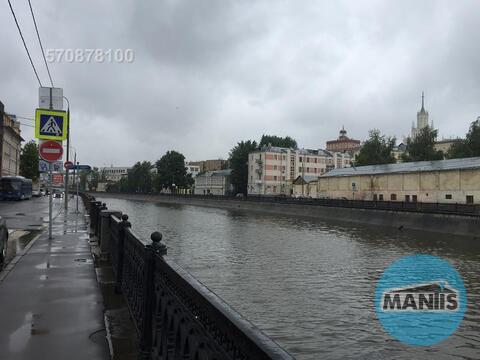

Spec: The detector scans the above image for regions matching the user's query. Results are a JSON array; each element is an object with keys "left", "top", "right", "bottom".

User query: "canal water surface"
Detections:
[{"left": 99, "top": 197, "right": 480, "bottom": 360}]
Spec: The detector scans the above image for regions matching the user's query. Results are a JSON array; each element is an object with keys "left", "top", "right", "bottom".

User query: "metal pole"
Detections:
[
  {"left": 75, "top": 156, "right": 79, "bottom": 213},
  {"left": 64, "top": 102, "right": 70, "bottom": 212},
  {"left": 49, "top": 162, "right": 53, "bottom": 239}
]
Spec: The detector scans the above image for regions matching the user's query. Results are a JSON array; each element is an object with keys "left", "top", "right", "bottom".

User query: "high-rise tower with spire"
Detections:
[{"left": 411, "top": 91, "right": 429, "bottom": 138}]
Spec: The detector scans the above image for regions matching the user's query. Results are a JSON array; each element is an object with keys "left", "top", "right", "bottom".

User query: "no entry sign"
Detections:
[{"left": 39, "top": 140, "right": 63, "bottom": 162}]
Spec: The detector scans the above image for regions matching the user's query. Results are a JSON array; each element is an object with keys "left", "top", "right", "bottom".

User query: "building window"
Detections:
[
  {"left": 405, "top": 195, "right": 410, "bottom": 202},
  {"left": 466, "top": 195, "right": 474, "bottom": 204},
  {"left": 379, "top": 194, "right": 384, "bottom": 201},
  {"left": 298, "top": 167, "right": 302, "bottom": 173},
  {"left": 274, "top": 165, "right": 277, "bottom": 170},
  {"left": 390, "top": 194, "right": 397, "bottom": 201},
  {"left": 299, "top": 156, "right": 303, "bottom": 162},
  {"left": 445, "top": 194, "right": 452, "bottom": 200},
  {"left": 412, "top": 195, "right": 417, "bottom": 202},
  {"left": 274, "top": 176, "right": 277, "bottom": 181}
]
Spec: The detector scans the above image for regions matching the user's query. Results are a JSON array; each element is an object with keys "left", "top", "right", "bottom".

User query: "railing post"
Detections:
[
  {"left": 96, "top": 203, "right": 107, "bottom": 237},
  {"left": 100, "top": 210, "right": 121, "bottom": 258},
  {"left": 116, "top": 214, "right": 131, "bottom": 293},
  {"left": 138, "top": 232, "right": 167, "bottom": 360}
]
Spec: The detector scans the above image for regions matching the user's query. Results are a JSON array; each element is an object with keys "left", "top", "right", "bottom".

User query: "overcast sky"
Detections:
[{"left": 2, "top": 0, "right": 479, "bottom": 167}]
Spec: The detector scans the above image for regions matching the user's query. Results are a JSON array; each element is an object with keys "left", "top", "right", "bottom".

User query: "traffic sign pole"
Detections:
[
  {"left": 49, "top": 162, "right": 53, "bottom": 239},
  {"left": 64, "top": 98, "right": 70, "bottom": 213}
]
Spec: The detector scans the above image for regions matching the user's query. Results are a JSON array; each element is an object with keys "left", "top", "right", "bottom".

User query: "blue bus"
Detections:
[{"left": 0, "top": 176, "right": 33, "bottom": 200}]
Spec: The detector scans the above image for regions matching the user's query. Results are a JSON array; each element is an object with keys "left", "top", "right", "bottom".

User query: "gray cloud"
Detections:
[{"left": 1, "top": 0, "right": 479, "bottom": 167}]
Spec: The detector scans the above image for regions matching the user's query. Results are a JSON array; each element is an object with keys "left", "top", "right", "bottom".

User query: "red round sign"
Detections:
[
  {"left": 64, "top": 160, "right": 74, "bottom": 169},
  {"left": 39, "top": 140, "right": 63, "bottom": 162}
]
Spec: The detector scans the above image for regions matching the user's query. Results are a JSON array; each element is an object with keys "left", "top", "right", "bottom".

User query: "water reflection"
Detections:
[{"left": 99, "top": 197, "right": 480, "bottom": 360}]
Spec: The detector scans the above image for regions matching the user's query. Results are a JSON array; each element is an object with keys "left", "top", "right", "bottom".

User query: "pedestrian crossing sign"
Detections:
[{"left": 35, "top": 108, "right": 68, "bottom": 140}]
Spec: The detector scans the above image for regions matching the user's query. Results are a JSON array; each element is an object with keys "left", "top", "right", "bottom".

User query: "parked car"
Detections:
[{"left": 0, "top": 217, "right": 8, "bottom": 269}]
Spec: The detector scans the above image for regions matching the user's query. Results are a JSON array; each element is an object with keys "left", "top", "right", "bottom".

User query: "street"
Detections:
[{"left": 0, "top": 196, "right": 64, "bottom": 266}]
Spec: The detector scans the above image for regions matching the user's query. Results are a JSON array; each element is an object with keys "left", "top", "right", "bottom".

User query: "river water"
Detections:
[{"left": 99, "top": 197, "right": 480, "bottom": 360}]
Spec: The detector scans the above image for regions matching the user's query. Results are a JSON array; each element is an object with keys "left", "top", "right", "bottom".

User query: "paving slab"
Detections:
[{"left": 0, "top": 197, "right": 109, "bottom": 360}]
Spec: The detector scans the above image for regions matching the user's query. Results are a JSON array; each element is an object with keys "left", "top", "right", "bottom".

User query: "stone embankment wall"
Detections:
[{"left": 93, "top": 193, "right": 480, "bottom": 236}]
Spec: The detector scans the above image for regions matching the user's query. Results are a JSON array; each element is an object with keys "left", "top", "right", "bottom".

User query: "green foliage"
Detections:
[
  {"left": 89, "top": 167, "right": 100, "bottom": 191},
  {"left": 355, "top": 130, "right": 396, "bottom": 166},
  {"left": 106, "top": 162, "right": 153, "bottom": 193},
  {"left": 127, "top": 161, "right": 154, "bottom": 192},
  {"left": 155, "top": 151, "right": 188, "bottom": 190},
  {"left": 259, "top": 134, "right": 297, "bottom": 149},
  {"left": 19, "top": 141, "right": 39, "bottom": 181},
  {"left": 402, "top": 126, "right": 444, "bottom": 162},
  {"left": 229, "top": 140, "right": 258, "bottom": 194},
  {"left": 448, "top": 118, "right": 480, "bottom": 158}
]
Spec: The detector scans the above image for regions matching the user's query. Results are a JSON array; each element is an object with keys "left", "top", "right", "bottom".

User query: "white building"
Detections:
[
  {"left": 247, "top": 146, "right": 351, "bottom": 196},
  {"left": 100, "top": 166, "right": 131, "bottom": 182},
  {"left": 186, "top": 163, "right": 201, "bottom": 178},
  {"left": 194, "top": 169, "right": 232, "bottom": 195}
]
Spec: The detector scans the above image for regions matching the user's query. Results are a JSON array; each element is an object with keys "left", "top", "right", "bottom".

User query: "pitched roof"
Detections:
[{"left": 321, "top": 157, "right": 480, "bottom": 177}]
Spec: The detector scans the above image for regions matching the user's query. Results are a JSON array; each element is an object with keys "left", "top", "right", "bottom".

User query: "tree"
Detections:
[
  {"left": 402, "top": 126, "right": 444, "bottom": 162},
  {"left": 355, "top": 130, "right": 396, "bottom": 166},
  {"left": 155, "top": 151, "right": 188, "bottom": 190},
  {"left": 19, "top": 141, "right": 39, "bottom": 181},
  {"left": 448, "top": 117, "right": 480, "bottom": 158},
  {"left": 229, "top": 140, "right": 258, "bottom": 195},
  {"left": 127, "top": 161, "right": 154, "bottom": 192},
  {"left": 88, "top": 167, "right": 101, "bottom": 191},
  {"left": 258, "top": 134, "right": 297, "bottom": 149}
]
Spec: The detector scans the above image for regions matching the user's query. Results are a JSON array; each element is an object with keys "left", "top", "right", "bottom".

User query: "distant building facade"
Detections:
[
  {"left": 194, "top": 169, "right": 232, "bottom": 195},
  {"left": 189, "top": 159, "right": 226, "bottom": 173},
  {"left": 434, "top": 139, "right": 460, "bottom": 155},
  {"left": 326, "top": 127, "right": 361, "bottom": 156},
  {"left": 247, "top": 146, "right": 351, "bottom": 196},
  {"left": 0, "top": 102, "right": 23, "bottom": 177},
  {"left": 185, "top": 163, "right": 201, "bottom": 178},
  {"left": 100, "top": 166, "right": 131, "bottom": 182},
  {"left": 311, "top": 157, "right": 480, "bottom": 204}
]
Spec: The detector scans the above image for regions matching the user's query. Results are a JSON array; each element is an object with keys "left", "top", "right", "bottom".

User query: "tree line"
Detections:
[
  {"left": 106, "top": 151, "right": 194, "bottom": 193},
  {"left": 355, "top": 117, "right": 480, "bottom": 166},
  {"left": 16, "top": 119, "right": 480, "bottom": 195}
]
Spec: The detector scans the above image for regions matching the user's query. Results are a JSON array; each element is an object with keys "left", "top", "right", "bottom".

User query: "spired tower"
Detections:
[{"left": 411, "top": 92, "right": 429, "bottom": 138}]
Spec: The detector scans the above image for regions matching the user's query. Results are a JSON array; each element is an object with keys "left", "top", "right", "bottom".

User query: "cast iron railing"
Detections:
[{"left": 81, "top": 193, "right": 294, "bottom": 360}]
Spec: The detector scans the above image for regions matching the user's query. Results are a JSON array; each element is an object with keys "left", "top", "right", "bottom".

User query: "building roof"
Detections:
[
  {"left": 293, "top": 175, "right": 318, "bottom": 184},
  {"left": 321, "top": 157, "right": 480, "bottom": 178},
  {"left": 201, "top": 169, "right": 232, "bottom": 177}
]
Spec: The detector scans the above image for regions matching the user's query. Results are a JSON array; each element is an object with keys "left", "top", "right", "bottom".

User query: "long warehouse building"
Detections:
[{"left": 311, "top": 157, "right": 480, "bottom": 204}]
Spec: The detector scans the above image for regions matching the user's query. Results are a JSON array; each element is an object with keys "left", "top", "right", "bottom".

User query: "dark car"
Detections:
[{"left": 0, "top": 216, "right": 8, "bottom": 269}]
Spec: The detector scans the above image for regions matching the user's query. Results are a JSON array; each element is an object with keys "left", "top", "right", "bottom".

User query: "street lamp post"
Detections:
[{"left": 63, "top": 96, "right": 70, "bottom": 212}]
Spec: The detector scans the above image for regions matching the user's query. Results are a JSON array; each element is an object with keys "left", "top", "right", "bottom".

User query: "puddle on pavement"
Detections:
[
  {"left": 8, "top": 312, "right": 48, "bottom": 352},
  {"left": 74, "top": 258, "right": 93, "bottom": 264},
  {"left": 35, "top": 262, "right": 58, "bottom": 269}
]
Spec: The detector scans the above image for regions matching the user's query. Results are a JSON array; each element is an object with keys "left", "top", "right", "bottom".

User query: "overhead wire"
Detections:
[
  {"left": 28, "top": 0, "right": 54, "bottom": 87},
  {"left": 7, "top": 0, "right": 43, "bottom": 86}
]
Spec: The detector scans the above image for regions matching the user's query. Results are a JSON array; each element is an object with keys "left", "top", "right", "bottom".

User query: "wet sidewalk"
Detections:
[{"left": 0, "top": 197, "right": 109, "bottom": 360}]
